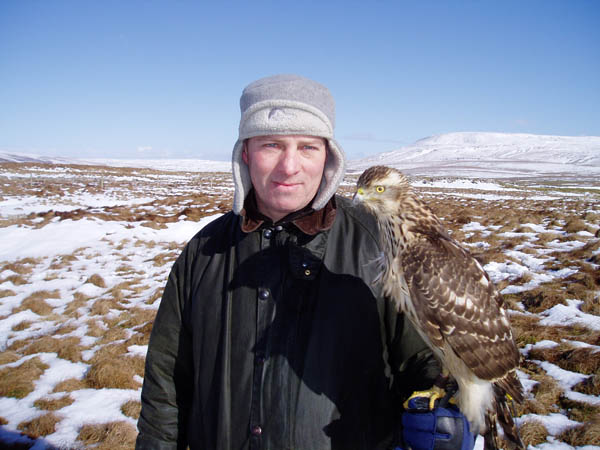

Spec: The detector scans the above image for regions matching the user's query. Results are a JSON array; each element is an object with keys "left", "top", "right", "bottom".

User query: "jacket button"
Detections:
[
  {"left": 251, "top": 425, "right": 262, "bottom": 436},
  {"left": 263, "top": 229, "right": 272, "bottom": 239},
  {"left": 258, "top": 288, "right": 269, "bottom": 300},
  {"left": 304, "top": 269, "right": 311, "bottom": 276},
  {"left": 274, "top": 225, "right": 283, "bottom": 231}
]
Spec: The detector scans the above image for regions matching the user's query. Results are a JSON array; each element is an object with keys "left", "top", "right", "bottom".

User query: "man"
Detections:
[{"left": 136, "top": 75, "right": 470, "bottom": 449}]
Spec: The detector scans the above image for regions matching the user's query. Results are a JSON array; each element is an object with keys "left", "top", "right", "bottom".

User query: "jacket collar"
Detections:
[{"left": 240, "top": 189, "right": 337, "bottom": 235}]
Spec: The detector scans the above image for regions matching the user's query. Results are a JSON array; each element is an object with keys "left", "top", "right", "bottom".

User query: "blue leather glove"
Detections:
[{"left": 396, "top": 395, "right": 475, "bottom": 450}]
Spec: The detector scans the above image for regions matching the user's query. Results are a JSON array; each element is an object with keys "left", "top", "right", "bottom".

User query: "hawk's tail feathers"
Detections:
[
  {"left": 483, "top": 412, "right": 499, "bottom": 450},
  {"left": 484, "top": 375, "right": 525, "bottom": 450}
]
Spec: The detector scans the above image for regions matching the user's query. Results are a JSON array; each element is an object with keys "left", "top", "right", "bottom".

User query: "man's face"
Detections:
[{"left": 242, "top": 135, "right": 327, "bottom": 222}]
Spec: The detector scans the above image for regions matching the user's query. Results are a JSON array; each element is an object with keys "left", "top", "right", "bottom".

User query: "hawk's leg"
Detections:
[
  {"left": 404, "top": 371, "right": 459, "bottom": 410},
  {"left": 436, "top": 376, "right": 459, "bottom": 408}
]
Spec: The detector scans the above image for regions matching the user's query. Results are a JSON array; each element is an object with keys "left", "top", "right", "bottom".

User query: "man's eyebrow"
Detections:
[
  {"left": 252, "top": 136, "right": 280, "bottom": 143},
  {"left": 298, "top": 138, "right": 326, "bottom": 145}
]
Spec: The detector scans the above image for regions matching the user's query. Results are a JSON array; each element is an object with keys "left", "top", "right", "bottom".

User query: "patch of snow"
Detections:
[{"left": 539, "top": 299, "right": 600, "bottom": 331}]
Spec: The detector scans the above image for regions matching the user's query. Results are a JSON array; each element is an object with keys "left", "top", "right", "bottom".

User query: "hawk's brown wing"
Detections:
[{"left": 401, "top": 232, "right": 520, "bottom": 381}]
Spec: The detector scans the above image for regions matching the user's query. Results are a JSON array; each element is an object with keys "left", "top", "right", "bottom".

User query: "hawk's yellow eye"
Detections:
[{"left": 376, "top": 186, "right": 385, "bottom": 193}]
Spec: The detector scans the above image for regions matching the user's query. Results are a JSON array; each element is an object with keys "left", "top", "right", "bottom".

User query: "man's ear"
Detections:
[{"left": 242, "top": 141, "right": 249, "bottom": 165}]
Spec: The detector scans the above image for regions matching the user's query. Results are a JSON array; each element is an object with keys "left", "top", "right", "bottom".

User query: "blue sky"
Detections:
[{"left": 1, "top": 1, "right": 598, "bottom": 161}]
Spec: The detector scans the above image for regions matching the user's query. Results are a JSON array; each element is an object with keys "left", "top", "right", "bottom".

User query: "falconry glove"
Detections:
[{"left": 396, "top": 394, "right": 475, "bottom": 450}]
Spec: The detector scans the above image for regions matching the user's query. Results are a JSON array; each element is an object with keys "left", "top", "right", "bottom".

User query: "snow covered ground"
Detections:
[{"left": 0, "top": 160, "right": 598, "bottom": 449}]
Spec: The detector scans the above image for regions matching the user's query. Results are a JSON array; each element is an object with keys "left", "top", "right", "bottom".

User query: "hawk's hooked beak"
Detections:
[{"left": 352, "top": 187, "right": 364, "bottom": 205}]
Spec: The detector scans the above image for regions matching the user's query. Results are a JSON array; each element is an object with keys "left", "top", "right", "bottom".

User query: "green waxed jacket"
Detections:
[{"left": 136, "top": 196, "right": 439, "bottom": 450}]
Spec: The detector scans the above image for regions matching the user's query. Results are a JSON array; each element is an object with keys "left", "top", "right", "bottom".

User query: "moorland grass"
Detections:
[
  {"left": 77, "top": 421, "right": 138, "bottom": 449},
  {"left": 34, "top": 395, "right": 75, "bottom": 411},
  {"left": 0, "top": 357, "right": 49, "bottom": 399},
  {"left": 17, "top": 412, "right": 61, "bottom": 438},
  {"left": 1, "top": 165, "right": 599, "bottom": 447}
]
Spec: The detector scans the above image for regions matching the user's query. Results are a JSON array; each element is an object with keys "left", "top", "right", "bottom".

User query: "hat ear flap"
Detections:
[
  {"left": 232, "top": 139, "right": 253, "bottom": 214},
  {"left": 311, "top": 138, "right": 345, "bottom": 211}
]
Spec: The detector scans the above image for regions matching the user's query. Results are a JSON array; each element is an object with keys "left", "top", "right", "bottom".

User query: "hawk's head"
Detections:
[{"left": 353, "top": 165, "right": 411, "bottom": 215}]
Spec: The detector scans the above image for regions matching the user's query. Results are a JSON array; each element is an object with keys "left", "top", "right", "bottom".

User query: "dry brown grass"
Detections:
[
  {"left": 536, "top": 232, "right": 563, "bottom": 243},
  {"left": 21, "top": 336, "right": 83, "bottom": 363},
  {"left": 2, "top": 167, "right": 598, "bottom": 448},
  {"left": 48, "top": 254, "right": 78, "bottom": 270},
  {"left": 17, "top": 412, "right": 61, "bottom": 438},
  {"left": 63, "top": 293, "right": 90, "bottom": 317},
  {"left": 110, "top": 279, "right": 149, "bottom": 300},
  {"left": 54, "top": 323, "right": 78, "bottom": 335},
  {"left": 1, "top": 259, "right": 39, "bottom": 275},
  {"left": 85, "top": 353, "right": 144, "bottom": 389},
  {"left": 519, "top": 361, "right": 563, "bottom": 415},
  {"left": 152, "top": 251, "right": 178, "bottom": 267},
  {"left": 572, "top": 374, "right": 600, "bottom": 396},
  {"left": 0, "top": 288, "right": 16, "bottom": 298},
  {"left": 558, "top": 420, "right": 600, "bottom": 446},
  {"left": 34, "top": 395, "right": 74, "bottom": 411},
  {"left": 7, "top": 338, "right": 30, "bottom": 352},
  {"left": 564, "top": 218, "right": 589, "bottom": 233},
  {"left": 3, "top": 274, "right": 29, "bottom": 285},
  {"left": 560, "top": 397, "right": 600, "bottom": 423},
  {"left": 117, "top": 307, "right": 156, "bottom": 329},
  {"left": 91, "top": 298, "right": 125, "bottom": 316},
  {"left": 15, "top": 290, "right": 61, "bottom": 316},
  {"left": 0, "top": 357, "right": 49, "bottom": 398},
  {"left": 77, "top": 421, "right": 138, "bottom": 449},
  {"left": 519, "top": 420, "right": 548, "bottom": 446},
  {"left": 0, "top": 350, "right": 21, "bottom": 365},
  {"left": 14, "top": 298, "right": 53, "bottom": 316},
  {"left": 88, "top": 342, "right": 129, "bottom": 362},
  {"left": 126, "top": 330, "right": 151, "bottom": 347},
  {"left": 86, "top": 273, "right": 107, "bottom": 288},
  {"left": 11, "top": 320, "right": 32, "bottom": 331},
  {"left": 97, "top": 326, "right": 129, "bottom": 344},
  {"left": 86, "top": 318, "right": 107, "bottom": 337},
  {"left": 145, "top": 287, "right": 163, "bottom": 305},
  {"left": 520, "top": 288, "right": 567, "bottom": 313},
  {"left": 529, "top": 343, "right": 600, "bottom": 375},
  {"left": 52, "top": 378, "right": 87, "bottom": 393},
  {"left": 121, "top": 400, "right": 142, "bottom": 419},
  {"left": 510, "top": 313, "right": 599, "bottom": 347},
  {"left": 108, "top": 285, "right": 124, "bottom": 302},
  {"left": 512, "top": 271, "right": 534, "bottom": 285}
]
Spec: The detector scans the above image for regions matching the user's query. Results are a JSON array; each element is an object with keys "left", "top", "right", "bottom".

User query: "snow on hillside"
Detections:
[
  {"left": 0, "top": 152, "right": 232, "bottom": 173},
  {"left": 348, "top": 132, "right": 600, "bottom": 178},
  {"left": 0, "top": 152, "right": 81, "bottom": 166},
  {"left": 83, "top": 158, "right": 231, "bottom": 172},
  {"left": 3, "top": 132, "right": 599, "bottom": 178}
]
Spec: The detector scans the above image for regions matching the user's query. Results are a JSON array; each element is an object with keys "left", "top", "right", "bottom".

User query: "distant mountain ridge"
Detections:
[
  {"left": 0, "top": 152, "right": 79, "bottom": 165},
  {"left": 2, "top": 132, "right": 599, "bottom": 178},
  {"left": 348, "top": 132, "right": 600, "bottom": 178}
]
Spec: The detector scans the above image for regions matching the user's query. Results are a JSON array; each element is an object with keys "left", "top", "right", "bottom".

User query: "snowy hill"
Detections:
[
  {"left": 0, "top": 152, "right": 80, "bottom": 165},
  {"left": 348, "top": 132, "right": 600, "bottom": 178},
  {"left": 0, "top": 152, "right": 232, "bottom": 172},
  {"left": 2, "top": 132, "right": 599, "bottom": 178}
]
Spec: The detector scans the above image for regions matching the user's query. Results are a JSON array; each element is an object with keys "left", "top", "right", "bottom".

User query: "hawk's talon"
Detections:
[{"left": 403, "top": 387, "right": 446, "bottom": 410}]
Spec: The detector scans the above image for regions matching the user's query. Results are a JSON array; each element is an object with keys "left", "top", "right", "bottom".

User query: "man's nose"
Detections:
[{"left": 278, "top": 148, "right": 300, "bottom": 174}]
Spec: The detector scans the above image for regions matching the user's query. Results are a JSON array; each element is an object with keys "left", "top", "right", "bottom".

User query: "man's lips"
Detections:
[{"left": 273, "top": 181, "right": 301, "bottom": 188}]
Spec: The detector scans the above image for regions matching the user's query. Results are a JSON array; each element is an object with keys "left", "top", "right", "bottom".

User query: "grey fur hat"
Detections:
[{"left": 231, "top": 74, "right": 346, "bottom": 215}]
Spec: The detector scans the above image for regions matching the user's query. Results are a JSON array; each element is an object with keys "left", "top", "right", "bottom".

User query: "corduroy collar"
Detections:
[{"left": 240, "top": 189, "right": 336, "bottom": 235}]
